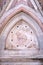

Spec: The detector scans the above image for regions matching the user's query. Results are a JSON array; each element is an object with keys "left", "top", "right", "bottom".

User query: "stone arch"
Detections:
[
  {"left": 0, "top": 11, "right": 41, "bottom": 50},
  {"left": 0, "top": 5, "right": 43, "bottom": 54},
  {"left": 0, "top": 5, "right": 43, "bottom": 33}
]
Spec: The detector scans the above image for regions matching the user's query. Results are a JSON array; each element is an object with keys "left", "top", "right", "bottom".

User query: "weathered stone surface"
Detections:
[
  {"left": 0, "top": 0, "right": 43, "bottom": 65},
  {"left": 6, "top": 21, "right": 38, "bottom": 50},
  {"left": 0, "top": 62, "right": 42, "bottom": 65}
]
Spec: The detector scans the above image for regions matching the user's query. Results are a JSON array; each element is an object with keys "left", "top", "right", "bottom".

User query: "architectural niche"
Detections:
[
  {"left": 0, "top": 0, "right": 43, "bottom": 65},
  {"left": 5, "top": 20, "right": 38, "bottom": 50}
]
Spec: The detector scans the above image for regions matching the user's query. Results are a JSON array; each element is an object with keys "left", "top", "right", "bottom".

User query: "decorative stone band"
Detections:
[{"left": 0, "top": 5, "right": 43, "bottom": 34}]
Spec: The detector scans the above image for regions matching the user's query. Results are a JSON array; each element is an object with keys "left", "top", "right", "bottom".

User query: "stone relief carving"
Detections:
[{"left": 5, "top": 21, "right": 38, "bottom": 50}]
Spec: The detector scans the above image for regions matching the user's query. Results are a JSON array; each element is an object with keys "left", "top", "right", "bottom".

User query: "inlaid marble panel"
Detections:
[{"left": 5, "top": 21, "right": 38, "bottom": 50}]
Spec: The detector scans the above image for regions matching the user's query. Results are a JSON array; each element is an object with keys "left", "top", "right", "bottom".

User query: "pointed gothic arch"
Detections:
[
  {"left": 0, "top": 0, "right": 43, "bottom": 64},
  {"left": 0, "top": 11, "right": 41, "bottom": 51},
  {"left": 5, "top": 20, "right": 39, "bottom": 50}
]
